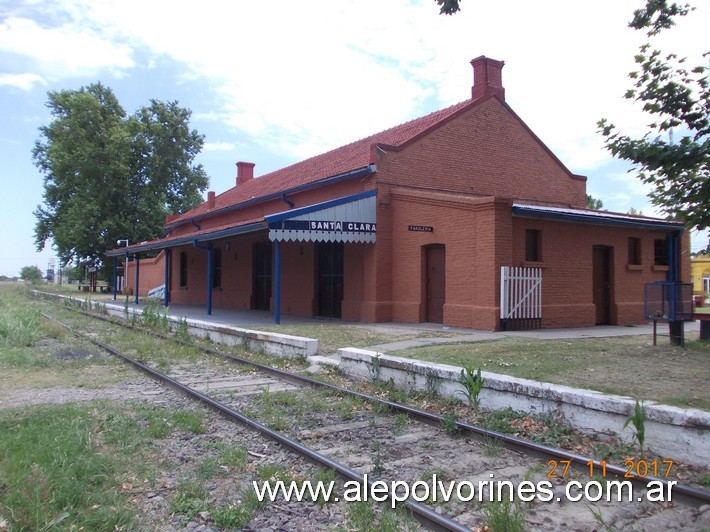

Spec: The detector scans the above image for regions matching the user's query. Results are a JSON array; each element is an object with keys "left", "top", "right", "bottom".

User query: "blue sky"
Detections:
[{"left": 0, "top": 0, "right": 707, "bottom": 277}]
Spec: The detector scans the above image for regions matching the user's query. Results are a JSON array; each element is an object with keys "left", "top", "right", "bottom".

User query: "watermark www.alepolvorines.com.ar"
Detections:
[{"left": 252, "top": 473, "right": 677, "bottom": 508}]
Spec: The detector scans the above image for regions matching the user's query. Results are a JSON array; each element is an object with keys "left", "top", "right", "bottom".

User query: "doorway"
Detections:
[
  {"left": 592, "top": 245, "right": 613, "bottom": 325},
  {"left": 425, "top": 245, "right": 445, "bottom": 324},
  {"left": 317, "top": 242, "right": 344, "bottom": 318},
  {"left": 252, "top": 242, "right": 272, "bottom": 311}
]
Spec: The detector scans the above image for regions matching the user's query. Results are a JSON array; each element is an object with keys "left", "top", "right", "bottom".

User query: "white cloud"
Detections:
[
  {"left": 204, "top": 142, "right": 236, "bottom": 152},
  {"left": 0, "top": 72, "right": 45, "bottom": 90},
  {"left": 0, "top": 16, "right": 134, "bottom": 78},
  {"left": 3, "top": 0, "right": 707, "bottom": 166}
]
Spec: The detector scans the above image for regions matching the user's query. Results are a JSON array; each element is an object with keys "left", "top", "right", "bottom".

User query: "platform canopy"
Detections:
[
  {"left": 266, "top": 190, "right": 377, "bottom": 244},
  {"left": 512, "top": 204, "right": 685, "bottom": 231}
]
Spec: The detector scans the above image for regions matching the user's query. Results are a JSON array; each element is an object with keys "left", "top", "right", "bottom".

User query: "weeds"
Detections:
[
  {"left": 531, "top": 415, "right": 575, "bottom": 448},
  {"left": 593, "top": 439, "right": 635, "bottom": 462},
  {"left": 0, "top": 308, "right": 41, "bottom": 347},
  {"left": 480, "top": 499, "right": 526, "bottom": 532},
  {"left": 424, "top": 367, "right": 440, "bottom": 397},
  {"left": 348, "top": 501, "right": 375, "bottom": 530},
  {"left": 210, "top": 503, "right": 251, "bottom": 528},
  {"left": 440, "top": 410, "right": 461, "bottom": 435},
  {"left": 0, "top": 403, "right": 140, "bottom": 530},
  {"left": 482, "top": 407, "right": 521, "bottom": 434},
  {"left": 172, "top": 410, "right": 206, "bottom": 434},
  {"left": 372, "top": 441, "right": 385, "bottom": 475},
  {"left": 588, "top": 504, "right": 620, "bottom": 532},
  {"left": 624, "top": 399, "right": 646, "bottom": 455},
  {"left": 393, "top": 413, "right": 411, "bottom": 433},
  {"left": 141, "top": 299, "right": 170, "bottom": 333},
  {"left": 482, "top": 434, "right": 504, "bottom": 457},
  {"left": 368, "top": 354, "right": 382, "bottom": 383},
  {"left": 372, "top": 378, "right": 408, "bottom": 404},
  {"left": 221, "top": 444, "right": 249, "bottom": 471},
  {"left": 171, "top": 481, "right": 210, "bottom": 525},
  {"left": 457, "top": 363, "right": 484, "bottom": 412},
  {"left": 175, "top": 317, "right": 192, "bottom": 343},
  {"left": 313, "top": 468, "right": 338, "bottom": 505}
]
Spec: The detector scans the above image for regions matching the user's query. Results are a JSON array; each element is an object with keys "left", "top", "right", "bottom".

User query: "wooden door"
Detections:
[
  {"left": 252, "top": 242, "right": 272, "bottom": 311},
  {"left": 317, "top": 242, "right": 344, "bottom": 318},
  {"left": 593, "top": 246, "right": 612, "bottom": 325},
  {"left": 426, "top": 245, "right": 445, "bottom": 324}
]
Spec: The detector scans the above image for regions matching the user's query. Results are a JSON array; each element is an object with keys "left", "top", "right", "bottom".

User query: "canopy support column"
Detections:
[
  {"left": 274, "top": 240, "right": 281, "bottom": 325},
  {"left": 134, "top": 256, "right": 140, "bottom": 305},
  {"left": 112, "top": 257, "right": 118, "bottom": 300}
]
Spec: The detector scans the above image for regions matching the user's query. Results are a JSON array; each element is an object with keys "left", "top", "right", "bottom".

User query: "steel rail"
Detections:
[
  {"left": 44, "top": 302, "right": 710, "bottom": 508},
  {"left": 42, "top": 312, "right": 470, "bottom": 532}
]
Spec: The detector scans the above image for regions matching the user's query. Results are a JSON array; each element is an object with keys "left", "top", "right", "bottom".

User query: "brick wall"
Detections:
[
  {"left": 511, "top": 218, "right": 684, "bottom": 328},
  {"left": 124, "top": 252, "right": 165, "bottom": 297},
  {"left": 125, "top": 93, "right": 688, "bottom": 331},
  {"left": 376, "top": 98, "right": 586, "bottom": 209}
]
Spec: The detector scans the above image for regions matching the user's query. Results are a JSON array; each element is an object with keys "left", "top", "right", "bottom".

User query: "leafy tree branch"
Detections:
[{"left": 598, "top": 1, "right": 708, "bottom": 229}]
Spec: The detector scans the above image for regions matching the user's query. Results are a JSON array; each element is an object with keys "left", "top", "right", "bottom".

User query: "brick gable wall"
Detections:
[{"left": 375, "top": 98, "right": 586, "bottom": 208}]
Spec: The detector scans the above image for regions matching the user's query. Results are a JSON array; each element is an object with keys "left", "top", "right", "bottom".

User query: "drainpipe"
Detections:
[
  {"left": 163, "top": 250, "right": 171, "bottom": 308},
  {"left": 280, "top": 193, "right": 295, "bottom": 209},
  {"left": 193, "top": 241, "right": 213, "bottom": 315}
]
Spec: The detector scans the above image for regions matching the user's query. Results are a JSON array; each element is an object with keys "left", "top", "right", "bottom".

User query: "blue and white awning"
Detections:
[{"left": 266, "top": 190, "right": 377, "bottom": 243}]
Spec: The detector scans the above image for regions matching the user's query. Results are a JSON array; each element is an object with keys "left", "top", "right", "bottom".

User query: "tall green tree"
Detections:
[
  {"left": 125, "top": 100, "right": 209, "bottom": 244},
  {"left": 598, "top": 1, "right": 709, "bottom": 229},
  {"left": 33, "top": 83, "right": 129, "bottom": 272},
  {"left": 33, "top": 83, "right": 208, "bottom": 279},
  {"left": 19, "top": 266, "right": 43, "bottom": 284},
  {"left": 586, "top": 194, "right": 604, "bottom": 210}
]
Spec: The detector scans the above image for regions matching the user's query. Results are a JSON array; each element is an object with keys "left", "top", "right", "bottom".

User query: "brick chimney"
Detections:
[
  {"left": 207, "top": 191, "right": 215, "bottom": 209},
  {"left": 236, "top": 161, "right": 255, "bottom": 186},
  {"left": 471, "top": 56, "right": 505, "bottom": 101}
]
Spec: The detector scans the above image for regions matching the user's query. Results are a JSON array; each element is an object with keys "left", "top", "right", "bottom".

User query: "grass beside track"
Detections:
[
  {"left": 389, "top": 333, "right": 710, "bottom": 410},
  {"left": 0, "top": 400, "right": 209, "bottom": 531},
  {"left": 23, "top": 284, "right": 710, "bottom": 410},
  {"left": 0, "top": 285, "right": 426, "bottom": 530}
]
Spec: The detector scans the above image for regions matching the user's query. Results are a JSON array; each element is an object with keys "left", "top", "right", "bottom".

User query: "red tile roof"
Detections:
[
  {"left": 106, "top": 217, "right": 266, "bottom": 256},
  {"left": 169, "top": 98, "right": 477, "bottom": 226}
]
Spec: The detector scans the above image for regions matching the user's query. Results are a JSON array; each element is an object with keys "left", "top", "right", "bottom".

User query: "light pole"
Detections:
[{"left": 117, "top": 239, "right": 129, "bottom": 295}]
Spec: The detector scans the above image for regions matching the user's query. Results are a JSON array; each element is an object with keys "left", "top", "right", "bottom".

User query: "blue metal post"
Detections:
[
  {"left": 666, "top": 233, "right": 684, "bottom": 345},
  {"left": 164, "top": 250, "right": 170, "bottom": 308},
  {"left": 134, "top": 256, "right": 140, "bottom": 305},
  {"left": 667, "top": 234, "right": 679, "bottom": 282},
  {"left": 274, "top": 240, "right": 281, "bottom": 325},
  {"left": 206, "top": 244, "right": 213, "bottom": 316},
  {"left": 112, "top": 257, "right": 118, "bottom": 300}
]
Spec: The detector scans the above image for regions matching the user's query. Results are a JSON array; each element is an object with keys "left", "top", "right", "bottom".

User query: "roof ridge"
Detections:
[
  {"left": 256, "top": 98, "right": 472, "bottom": 180},
  {"left": 170, "top": 98, "right": 477, "bottom": 227}
]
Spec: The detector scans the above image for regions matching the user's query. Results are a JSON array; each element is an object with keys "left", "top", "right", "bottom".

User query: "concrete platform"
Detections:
[{"left": 104, "top": 298, "right": 699, "bottom": 346}]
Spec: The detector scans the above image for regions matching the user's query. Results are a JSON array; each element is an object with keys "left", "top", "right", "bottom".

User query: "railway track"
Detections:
[{"left": 40, "top": 303, "right": 710, "bottom": 531}]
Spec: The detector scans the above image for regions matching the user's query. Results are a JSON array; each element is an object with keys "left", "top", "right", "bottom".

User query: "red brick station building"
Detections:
[{"left": 107, "top": 56, "right": 689, "bottom": 330}]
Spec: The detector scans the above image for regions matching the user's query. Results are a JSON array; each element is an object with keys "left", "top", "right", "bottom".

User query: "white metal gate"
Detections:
[{"left": 500, "top": 266, "right": 542, "bottom": 330}]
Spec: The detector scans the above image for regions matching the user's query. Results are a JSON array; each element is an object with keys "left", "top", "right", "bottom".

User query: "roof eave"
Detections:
[
  {"left": 165, "top": 164, "right": 377, "bottom": 233},
  {"left": 105, "top": 221, "right": 268, "bottom": 257},
  {"left": 512, "top": 205, "right": 685, "bottom": 231}
]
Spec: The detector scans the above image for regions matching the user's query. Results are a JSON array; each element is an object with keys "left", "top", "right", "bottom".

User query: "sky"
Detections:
[{"left": 0, "top": 0, "right": 708, "bottom": 277}]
